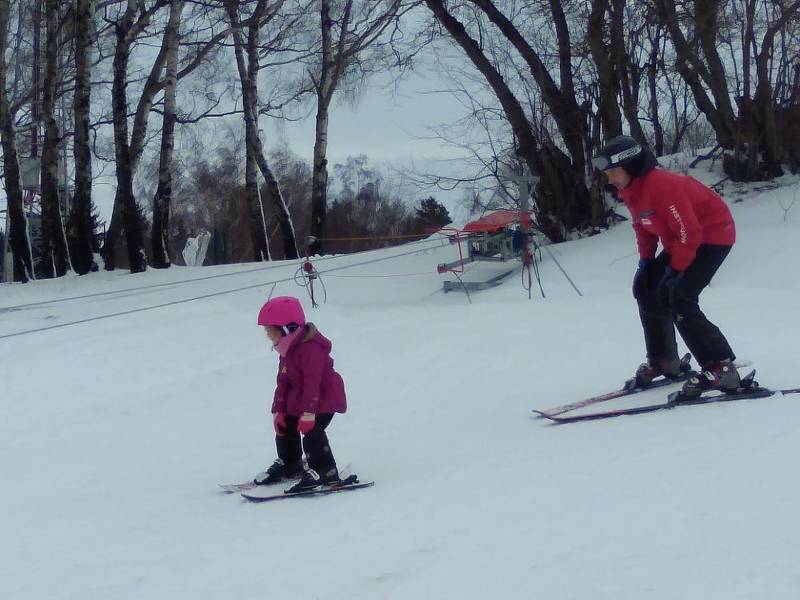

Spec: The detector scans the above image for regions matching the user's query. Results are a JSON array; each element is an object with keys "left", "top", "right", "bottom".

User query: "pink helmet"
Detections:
[{"left": 257, "top": 296, "right": 306, "bottom": 327}]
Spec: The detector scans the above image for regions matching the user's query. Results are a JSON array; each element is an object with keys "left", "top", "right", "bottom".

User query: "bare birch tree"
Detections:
[
  {"left": 224, "top": 0, "right": 299, "bottom": 260},
  {"left": 102, "top": 0, "right": 230, "bottom": 271},
  {"left": 150, "top": 0, "right": 183, "bottom": 268},
  {"left": 307, "top": 0, "right": 406, "bottom": 255},
  {"left": 39, "top": 0, "right": 70, "bottom": 278},
  {"left": 0, "top": 0, "right": 34, "bottom": 282},
  {"left": 69, "top": 0, "right": 98, "bottom": 275},
  {"left": 104, "top": 0, "right": 170, "bottom": 273}
]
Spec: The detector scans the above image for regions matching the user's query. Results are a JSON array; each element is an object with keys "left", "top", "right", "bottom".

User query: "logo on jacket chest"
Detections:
[{"left": 638, "top": 209, "right": 655, "bottom": 226}]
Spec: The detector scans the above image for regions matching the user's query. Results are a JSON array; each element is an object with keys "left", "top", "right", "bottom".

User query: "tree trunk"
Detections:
[
  {"left": 0, "top": 0, "right": 33, "bottom": 282},
  {"left": 130, "top": 44, "right": 168, "bottom": 173},
  {"left": 151, "top": 0, "right": 183, "bottom": 269},
  {"left": 610, "top": 0, "right": 645, "bottom": 143},
  {"left": 309, "top": 96, "right": 331, "bottom": 256},
  {"left": 39, "top": 0, "right": 69, "bottom": 278},
  {"left": 655, "top": 0, "right": 737, "bottom": 148},
  {"left": 255, "top": 152, "right": 297, "bottom": 259},
  {"left": 244, "top": 9, "right": 296, "bottom": 260},
  {"left": 308, "top": 0, "right": 336, "bottom": 256},
  {"left": 587, "top": 0, "right": 622, "bottom": 139},
  {"left": 245, "top": 142, "right": 265, "bottom": 262},
  {"left": 751, "top": 1, "right": 800, "bottom": 177},
  {"left": 69, "top": 0, "right": 96, "bottom": 275},
  {"left": 103, "top": 1, "right": 169, "bottom": 271},
  {"left": 226, "top": 0, "right": 298, "bottom": 260},
  {"left": 693, "top": 0, "right": 738, "bottom": 136},
  {"left": 32, "top": 0, "right": 41, "bottom": 160},
  {"left": 545, "top": 0, "right": 589, "bottom": 177},
  {"left": 226, "top": 0, "right": 269, "bottom": 262},
  {"left": 109, "top": 5, "right": 147, "bottom": 273},
  {"left": 307, "top": 0, "right": 400, "bottom": 255},
  {"left": 647, "top": 26, "right": 665, "bottom": 155}
]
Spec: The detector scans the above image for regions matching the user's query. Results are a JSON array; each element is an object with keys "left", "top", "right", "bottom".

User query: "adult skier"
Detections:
[{"left": 593, "top": 135, "right": 741, "bottom": 398}]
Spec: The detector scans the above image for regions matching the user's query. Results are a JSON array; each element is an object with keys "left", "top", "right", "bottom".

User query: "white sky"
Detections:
[{"left": 1, "top": 61, "right": 477, "bottom": 231}]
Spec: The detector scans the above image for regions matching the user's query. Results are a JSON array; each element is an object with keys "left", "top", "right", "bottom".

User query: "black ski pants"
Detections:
[
  {"left": 275, "top": 413, "right": 337, "bottom": 474},
  {"left": 633, "top": 244, "right": 736, "bottom": 369}
]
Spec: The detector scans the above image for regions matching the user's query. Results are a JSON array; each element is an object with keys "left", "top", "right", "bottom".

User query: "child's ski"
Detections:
[
  {"left": 533, "top": 354, "right": 694, "bottom": 418},
  {"left": 241, "top": 475, "right": 374, "bottom": 503},
  {"left": 219, "top": 475, "right": 302, "bottom": 494},
  {"left": 221, "top": 463, "right": 349, "bottom": 494}
]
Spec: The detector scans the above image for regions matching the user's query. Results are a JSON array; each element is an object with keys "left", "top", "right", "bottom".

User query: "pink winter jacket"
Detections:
[{"left": 271, "top": 324, "right": 347, "bottom": 417}]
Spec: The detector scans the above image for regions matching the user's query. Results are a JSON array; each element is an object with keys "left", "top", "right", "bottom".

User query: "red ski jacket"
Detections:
[{"left": 618, "top": 168, "right": 736, "bottom": 271}]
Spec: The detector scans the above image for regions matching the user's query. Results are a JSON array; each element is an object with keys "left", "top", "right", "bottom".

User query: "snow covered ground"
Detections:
[{"left": 2, "top": 171, "right": 800, "bottom": 600}]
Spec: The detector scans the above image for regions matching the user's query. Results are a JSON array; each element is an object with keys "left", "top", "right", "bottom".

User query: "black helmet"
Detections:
[{"left": 592, "top": 135, "right": 657, "bottom": 178}]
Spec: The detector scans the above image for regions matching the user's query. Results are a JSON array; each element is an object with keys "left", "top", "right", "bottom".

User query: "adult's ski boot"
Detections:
[
  {"left": 624, "top": 355, "right": 690, "bottom": 390},
  {"left": 679, "top": 359, "right": 742, "bottom": 399}
]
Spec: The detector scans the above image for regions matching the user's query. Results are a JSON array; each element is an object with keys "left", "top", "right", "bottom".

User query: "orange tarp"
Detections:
[{"left": 462, "top": 210, "right": 522, "bottom": 233}]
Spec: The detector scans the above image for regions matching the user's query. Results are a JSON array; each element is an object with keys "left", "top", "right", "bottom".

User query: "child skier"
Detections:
[{"left": 253, "top": 295, "right": 347, "bottom": 492}]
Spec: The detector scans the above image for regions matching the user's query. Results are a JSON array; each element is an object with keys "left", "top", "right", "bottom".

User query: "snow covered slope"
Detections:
[{"left": 2, "top": 173, "right": 800, "bottom": 600}]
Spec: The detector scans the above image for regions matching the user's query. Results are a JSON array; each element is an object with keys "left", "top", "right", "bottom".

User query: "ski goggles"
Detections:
[
  {"left": 591, "top": 144, "right": 641, "bottom": 171},
  {"left": 591, "top": 155, "right": 612, "bottom": 171}
]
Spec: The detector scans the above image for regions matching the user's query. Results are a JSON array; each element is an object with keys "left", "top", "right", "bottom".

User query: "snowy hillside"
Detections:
[{"left": 2, "top": 172, "right": 800, "bottom": 600}]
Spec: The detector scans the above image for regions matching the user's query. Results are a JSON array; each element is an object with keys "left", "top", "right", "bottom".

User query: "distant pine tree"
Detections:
[{"left": 415, "top": 197, "right": 451, "bottom": 230}]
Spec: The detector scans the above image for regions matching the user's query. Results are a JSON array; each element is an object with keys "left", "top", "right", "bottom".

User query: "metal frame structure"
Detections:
[
  {"left": 437, "top": 173, "right": 545, "bottom": 296},
  {"left": 437, "top": 218, "right": 531, "bottom": 293}
]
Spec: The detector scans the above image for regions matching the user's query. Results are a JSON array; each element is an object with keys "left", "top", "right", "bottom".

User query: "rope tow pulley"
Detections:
[{"left": 296, "top": 236, "right": 326, "bottom": 307}]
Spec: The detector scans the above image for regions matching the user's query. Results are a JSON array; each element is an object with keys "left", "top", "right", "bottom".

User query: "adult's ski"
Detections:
[
  {"left": 538, "top": 383, "right": 800, "bottom": 424},
  {"left": 241, "top": 475, "right": 374, "bottom": 503},
  {"left": 533, "top": 354, "right": 694, "bottom": 418}
]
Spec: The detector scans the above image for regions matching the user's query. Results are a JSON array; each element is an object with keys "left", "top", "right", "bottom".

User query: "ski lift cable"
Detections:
[
  {"left": 0, "top": 262, "right": 308, "bottom": 312},
  {"left": 323, "top": 271, "right": 437, "bottom": 278},
  {"left": 0, "top": 277, "right": 296, "bottom": 340},
  {"left": 451, "top": 270, "right": 472, "bottom": 304},
  {"left": 531, "top": 245, "right": 545, "bottom": 298},
  {"left": 1, "top": 235, "right": 447, "bottom": 312},
  {"left": 542, "top": 245, "right": 582, "bottom": 297},
  {"left": 0, "top": 238, "right": 450, "bottom": 340}
]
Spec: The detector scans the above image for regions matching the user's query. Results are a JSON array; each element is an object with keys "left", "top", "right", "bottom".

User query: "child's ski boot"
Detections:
[
  {"left": 285, "top": 467, "right": 340, "bottom": 493},
  {"left": 254, "top": 458, "right": 303, "bottom": 485}
]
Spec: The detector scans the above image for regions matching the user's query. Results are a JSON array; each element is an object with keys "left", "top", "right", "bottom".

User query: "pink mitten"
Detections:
[
  {"left": 273, "top": 412, "right": 287, "bottom": 436},
  {"left": 297, "top": 412, "right": 316, "bottom": 434}
]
